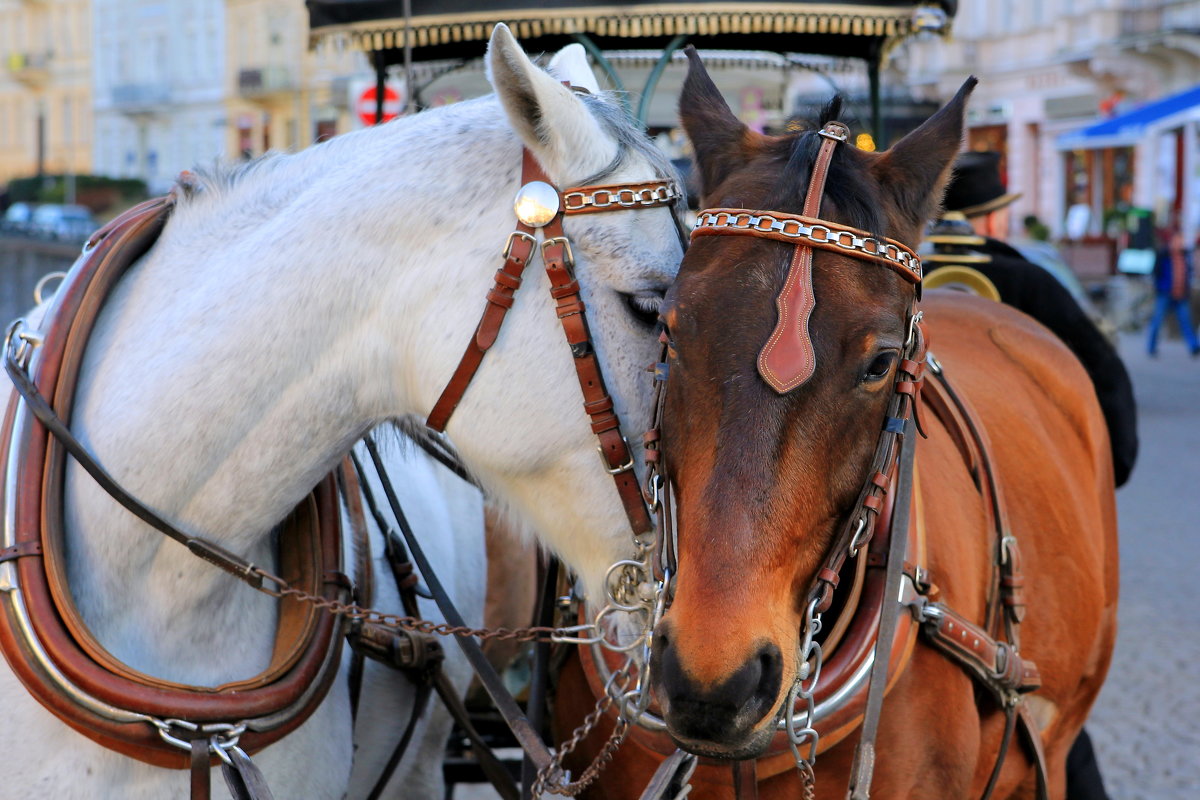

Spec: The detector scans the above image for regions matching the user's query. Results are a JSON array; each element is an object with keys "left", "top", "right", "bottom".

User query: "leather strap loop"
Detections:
[{"left": 0, "top": 540, "right": 42, "bottom": 564}]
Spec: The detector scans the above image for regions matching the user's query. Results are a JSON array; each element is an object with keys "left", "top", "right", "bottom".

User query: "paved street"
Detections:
[{"left": 1088, "top": 331, "right": 1200, "bottom": 799}]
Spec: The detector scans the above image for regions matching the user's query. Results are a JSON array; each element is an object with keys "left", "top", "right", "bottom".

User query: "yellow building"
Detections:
[
  {"left": 0, "top": 0, "right": 91, "bottom": 187},
  {"left": 225, "top": 0, "right": 365, "bottom": 159}
]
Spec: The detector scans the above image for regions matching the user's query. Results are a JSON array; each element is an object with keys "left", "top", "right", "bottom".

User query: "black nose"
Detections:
[{"left": 652, "top": 629, "right": 783, "bottom": 747}]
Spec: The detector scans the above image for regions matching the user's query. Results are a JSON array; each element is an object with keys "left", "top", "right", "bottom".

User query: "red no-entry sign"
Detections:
[{"left": 357, "top": 85, "right": 402, "bottom": 126}]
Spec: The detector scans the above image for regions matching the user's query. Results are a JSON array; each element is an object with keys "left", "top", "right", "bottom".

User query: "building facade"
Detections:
[
  {"left": 0, "top": 0, "right": 92, "bottom": 187},
  {"left": 901, "top": 0, "right": 1200, "bottom": 264}
]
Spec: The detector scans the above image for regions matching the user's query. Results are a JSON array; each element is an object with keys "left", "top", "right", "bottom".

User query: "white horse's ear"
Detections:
[
  {"left": 547, "top": 43, "right": 601, "bottom": 95},
  {"left": 487, "top": 24, "right": 616, "bottom": 180}
]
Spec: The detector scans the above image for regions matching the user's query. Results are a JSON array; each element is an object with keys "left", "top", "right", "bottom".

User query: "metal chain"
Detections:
[
  {"left": 533, "top": 664, "right": 633, "bottom": 797},
  {"left": 784, "top": 599, "right": 824, "bottom": 798},
  {"left": 263, "top": 574, "right": 576, "bottom": 643}
]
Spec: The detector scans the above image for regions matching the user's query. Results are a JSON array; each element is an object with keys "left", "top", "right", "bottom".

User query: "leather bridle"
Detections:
[
  {"left": 427, "top": 145, "right": 679, "bottom": 539},
  {"left": 643, "top": 121, "right": 1048, "bottom": 800}
]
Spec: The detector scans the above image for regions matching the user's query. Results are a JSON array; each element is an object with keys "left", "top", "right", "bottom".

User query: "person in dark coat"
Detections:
[
  {"left": 927, "top": 150, "right": 1138, "bottom": 488},
  {"left": 927, "top": 153, "right": 1127, "bottom": 800}
]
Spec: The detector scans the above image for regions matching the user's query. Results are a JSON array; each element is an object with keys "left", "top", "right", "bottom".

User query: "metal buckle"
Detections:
[
  {"left": 5, "top": 319, "right": 43, "bottom": 369},
  {"left": 501, "top": 230, "right": 536, "bottom": 261},
  {"left": 598, "top": 437, "right": 635, "bottom": 475},
  {"left": 818, "top": 122, "right": 849, "bottom": 142},
  {"left": 541, "top": 235, "right": 575, "bottom": 268}
]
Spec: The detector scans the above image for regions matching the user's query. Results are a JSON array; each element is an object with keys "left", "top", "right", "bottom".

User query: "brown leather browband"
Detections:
[
  {"left": 689, "top": 122, "right": 922, "bottom": 394},
  {"left": 0, "top": 197, "right": 348, "bottom": 769},
  {"left": 427, "top": 148, "right": 678, "bottom": 538}
]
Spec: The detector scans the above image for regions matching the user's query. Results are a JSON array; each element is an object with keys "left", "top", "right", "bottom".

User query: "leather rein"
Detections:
[
  {"left": 0, "top": 147, "right": 679, "bottom": 798},
  {"left": 640, "top": 122, "right": 1048, "bottom": 800}
]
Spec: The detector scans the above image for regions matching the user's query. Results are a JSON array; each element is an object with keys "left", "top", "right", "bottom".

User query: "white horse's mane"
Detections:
[{"left": 173, "top": 91, "right": 679, "bottom": 233}]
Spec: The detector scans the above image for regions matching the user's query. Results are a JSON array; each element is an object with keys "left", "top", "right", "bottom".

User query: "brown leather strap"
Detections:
[
  {"left": 732, "top": 759, "right": 758, "bottom": 800},
  {"left": 757, "top": 121, "right": 848, "bottom": 393},
  {"left": 427, "top": 155, "right": 542, "bottom": 431},
  {"left": 920, "top": 604, "right": 1041, "bottom": 700},
  {"left": 978, "top": 703, "right": 1048, "bottom": 800},
  {"left": 1016, "top": 703, "right": 1050, "bottom": 800},
  {"left": 541, "top": 216, "right": 653, "bottom": 535},
  {"left": 846, "top": 415, "right": 917, "bottom": 800},
  {"left": 980, "top": 705, "right": 1019, "bottom": 800},
  {"left": 0, "top": 540, "right": 42, "bottom": 563},
  {"left": 190, "top": 738, "right": 211, "bottom": 800},
  {"left": 810, "top": 319, "right": 926, "bottom": 613}
]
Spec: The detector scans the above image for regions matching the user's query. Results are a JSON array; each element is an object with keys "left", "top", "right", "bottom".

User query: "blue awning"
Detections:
[{"left": 1058, "top": 84, "right": 1200, "bottom": 150}]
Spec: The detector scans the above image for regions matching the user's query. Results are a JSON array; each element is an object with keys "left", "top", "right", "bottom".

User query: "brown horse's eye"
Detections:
[{"left": 863, "top": 351, "right": 897, "bottom": 383}]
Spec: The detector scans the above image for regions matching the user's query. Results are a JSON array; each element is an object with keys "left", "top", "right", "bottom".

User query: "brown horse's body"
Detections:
[{"left": 555, "top": 291, "right": 1118, "bottom": 799}]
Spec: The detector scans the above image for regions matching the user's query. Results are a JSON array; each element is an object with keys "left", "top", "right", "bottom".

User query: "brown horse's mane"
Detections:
[{"left": 767, "top": 98, "right": 887, "bottom": 237}]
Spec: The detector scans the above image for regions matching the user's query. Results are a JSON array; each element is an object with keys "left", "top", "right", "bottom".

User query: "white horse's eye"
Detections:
[{"left": 621, "top": 291, "right": 665, "bottom": 327}]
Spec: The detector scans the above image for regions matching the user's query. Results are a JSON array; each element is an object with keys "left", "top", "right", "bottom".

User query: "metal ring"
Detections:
[{"left": 33, "top": 272, "right": 67, "bottom": 306}]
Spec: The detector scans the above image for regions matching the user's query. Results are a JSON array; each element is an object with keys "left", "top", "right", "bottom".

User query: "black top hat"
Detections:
[{"left": 942, "top": 150, "right": 1021, "bottom": 218}]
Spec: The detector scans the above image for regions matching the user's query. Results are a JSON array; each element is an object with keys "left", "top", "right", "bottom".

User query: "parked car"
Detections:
[
  {"left": 2, "top": 202, "right": 34, "bottom": 233},
  {"left": 29, "top": 204, "right": 96, "bottom": 241}
]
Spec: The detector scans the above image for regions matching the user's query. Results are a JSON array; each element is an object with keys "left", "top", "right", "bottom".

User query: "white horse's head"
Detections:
[{"left": 420, "top": 26, "right": 685, "bottom": 602}]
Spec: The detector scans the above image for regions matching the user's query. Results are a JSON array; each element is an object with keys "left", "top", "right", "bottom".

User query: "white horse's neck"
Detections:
[{"left": 64, "top": 96, "right": 649, "bottom": 683}]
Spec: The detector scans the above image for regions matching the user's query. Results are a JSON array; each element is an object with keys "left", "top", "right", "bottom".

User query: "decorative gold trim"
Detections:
[
  {"left": 924, "top": 233, "right": 987, "bottom": 246},
  {"left": 953, "top": 192, "right": 1022, "bottom": 219},
  {"left": 309, "top": 3, "right": 924, "bottom": 51},
  {"left": 924, "top": 253, "right": 993, "bottom": 264},
  {"left": 924, "top": 265, "right": 1002, "bottom": 302}
]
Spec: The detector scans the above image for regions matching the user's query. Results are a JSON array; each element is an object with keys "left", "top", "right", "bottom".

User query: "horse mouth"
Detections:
[
  {"left": 666, "top": 721, "right": 776, "bottom": 760},
  {"left": 658, "top": 693, "right": 780, "bottom": 760}
]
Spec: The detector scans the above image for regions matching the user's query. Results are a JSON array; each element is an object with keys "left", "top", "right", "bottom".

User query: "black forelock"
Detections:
[{"left": 767, "top": 96, "right": 885, "bottom": 237}]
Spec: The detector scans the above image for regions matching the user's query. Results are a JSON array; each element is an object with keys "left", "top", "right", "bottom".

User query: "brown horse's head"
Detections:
[{"left": 650, "top": 51, "right": 974, "bottom": 757}]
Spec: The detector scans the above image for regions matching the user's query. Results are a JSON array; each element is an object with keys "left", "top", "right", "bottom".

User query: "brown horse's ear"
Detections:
[
  {"left": 679, "top": 47, "right": 753, "bottom": 201},
  {"left": 871, "top": 76, "right": 977, "bottom": 239}
]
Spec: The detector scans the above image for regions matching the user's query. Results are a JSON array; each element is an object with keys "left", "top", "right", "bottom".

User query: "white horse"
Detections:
[{"left": 0, "top": 23, "right": 683, "bottom": 799}]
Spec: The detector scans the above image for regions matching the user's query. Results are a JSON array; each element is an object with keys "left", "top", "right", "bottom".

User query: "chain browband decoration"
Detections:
[
  {"left": 691, "top": 210, "right": 922, "bottom": 284},
  {"left": 689, "top": 121, "right": 923, "bottom": 395}
]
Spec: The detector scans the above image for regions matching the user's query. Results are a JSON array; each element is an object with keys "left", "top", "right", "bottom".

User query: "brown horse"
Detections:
[{"left": 553, "top": 54, "right": 1117, "bottom": 800}]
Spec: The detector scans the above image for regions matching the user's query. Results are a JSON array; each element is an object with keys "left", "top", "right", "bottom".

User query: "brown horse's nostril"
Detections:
[{"left": 652, "top": 633, "right": 782, "bottom": 749}]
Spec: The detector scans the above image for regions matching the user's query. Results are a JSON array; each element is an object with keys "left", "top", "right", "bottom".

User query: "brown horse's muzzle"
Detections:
[{"left": 650, "top": 617, "right": 785, "bottom": 758}]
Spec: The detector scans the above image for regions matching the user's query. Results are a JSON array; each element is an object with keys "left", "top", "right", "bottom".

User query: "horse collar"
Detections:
[{"left": 689, "top": 120, "right": 923, "bottom": 394}]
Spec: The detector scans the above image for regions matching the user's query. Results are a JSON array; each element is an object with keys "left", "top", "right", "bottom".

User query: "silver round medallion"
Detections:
[{"left": 513, "top": 181, "right": 560, "bottom": 227}]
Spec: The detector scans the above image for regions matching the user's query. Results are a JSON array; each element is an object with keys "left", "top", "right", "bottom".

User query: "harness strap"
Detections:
[
  {"left": 360, "top": 435, "right": 557, "bottom": 776},
  {"left": 541, "top": 215, "right": 653, "bottom": 535},
  {"left": 0, "top": 540, "right": 42, "bottom": 563},
  {"left": 427, "top": 149, "right": 543, "bottom": 432},
  {"left": 190, "top": 738, "right": 211, "bottom": 800},
  {"left": 846, "top": 415, "right": 917, "bottom": 800},
  {"left": 364, "top": 681, "right": 435, "bottom": 800},
  {"left": 427, "top": 148, "right": 660, "bottom": 537},
  {"left": 733, "top": 759, "right": 759, "bottom": 800},
  {"left": 1016, "top": 704, "right": 1050, "bottom": 800},
  {"left": 220, "top": 747, "right": 275, "bottom": 800},
  {"left": 344, "top": 447, "right": 519, "bottom": 800},
  {"left": 919, "top": 605, "right": 1041, "bottom": 699},
  {"left": 756, "top": 121, "right": 847, "bottom": 393}
]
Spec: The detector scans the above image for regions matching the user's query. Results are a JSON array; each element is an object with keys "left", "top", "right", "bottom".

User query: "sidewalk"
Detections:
[{"left": 1087, "top": 331, "right": 1200, "bottom": 798}]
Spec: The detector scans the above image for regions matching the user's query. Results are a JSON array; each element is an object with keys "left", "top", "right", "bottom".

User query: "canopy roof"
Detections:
[
  {"left": 1058, "top": 84, "right": 1200, "bottom": 151},
  {"left": 307, "top": 1, "right": 957, "bottom": 62}
]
